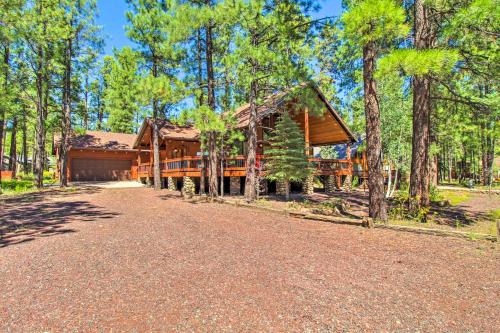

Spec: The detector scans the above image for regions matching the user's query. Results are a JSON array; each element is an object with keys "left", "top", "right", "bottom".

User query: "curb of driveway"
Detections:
[{"left": 186, "top": 195, "right": 497, "bottom": 243}]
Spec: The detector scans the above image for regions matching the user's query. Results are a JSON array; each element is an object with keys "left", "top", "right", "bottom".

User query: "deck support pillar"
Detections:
[
  {"left": 343, "top": 175, "right": 352, "bottom": 192},
  {"left": 167, "top": 177, "right": 176, "bottom": 191},
  {"left": 325, "top": 175, "right": 337, "bottom": 194},
  {"left": 303, "top": 174, "right": 314, "bottom": 195},
  {"left": 182, "top": 176, "right": 195, "bottom": 198},
  {"left": 146, "top": 177, "right": 152, "bottom": 187},
  {"left": 276, "top": 180, "right": 288, "bottom": 196}
]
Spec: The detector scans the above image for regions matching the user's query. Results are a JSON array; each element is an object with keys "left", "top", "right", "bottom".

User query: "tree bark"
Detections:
[
  {"left": 83, "top": 74, "right": 89, "bottom": 129},
  {"left": 244, "top": 74, "right": 258, "bottom": 202},
  {"left": 59, "top": 38, "right": 72, "bottom": 187},
  {"left": 205, "top": 12, "right": 218, "bottom": 198},
  {"left": 386, "top": 163, "right": 391, "bottom": 198},
  {"left": 152, "top": 57, "right": 161, "bottom": 191},
  {"left": 362, "top": 41, "right": 387, "bottom": 221},
  {"left": 9, "top": 116, "right": 17, "bottom": 177},
  {"left": 481, "top": 118, "right": 495, "bottom": 186},
  {"left": 34, "top": 36, "right": 45, "bottom": 189},
  {"left": 196, "top": 28, "right": 204, "bottom": 106},
  {"left": 410, "top": 0, "right": 434, "bottom": 209},
  {"left": 0, "top": 43, "right": 8, "bottom": 192},
  {"left": 22, "top": 107, "right": 28, "bottom": 173},
  {"left": 96, "top": 85, "right": 103, "bottom": 130}
]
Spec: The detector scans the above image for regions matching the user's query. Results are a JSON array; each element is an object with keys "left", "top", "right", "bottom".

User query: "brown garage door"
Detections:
[{"left": 71, "top": 158, "right": 132, "bottom": 181}]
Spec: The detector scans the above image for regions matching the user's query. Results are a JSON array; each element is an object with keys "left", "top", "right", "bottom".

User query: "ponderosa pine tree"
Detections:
[
  {"left": 103, "top": 47, "right": 140, "bottom": 133},
  {"left": 266, "top": 112, "right": 311, "bottom": 201},
  {"left": 126, "top": 0, "right": 183, "bottom": 191},
  {"left": 223, "top": 0, "right": 313, "bottom": 202},
  {"left": 0, "top": 0, "right": 23, "bottom": 193},
  {"left": 376, "top": 2, "right": 459, "bottom": 209},
  {"left": 19, "top": 1, "right": 65, "bottom": 188},
  {"left": 341, "top": 0, "right": 409, "bottom": 221},
  {"left": 436, "top": 0, "right": 498, "bottom": 187},
  {"left": 168, "top": 0, "right": 232, "bottom": 198},
  {"left": 58, "top": 0, "right": 100, "bottom": 187},
  {"left": 168, "top": 0, "right": 244, "bottom": 198}
]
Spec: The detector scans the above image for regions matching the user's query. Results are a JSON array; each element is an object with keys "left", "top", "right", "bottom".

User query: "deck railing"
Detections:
[{"left": 137, "top": 155, "right": 352, "bottom": 177}]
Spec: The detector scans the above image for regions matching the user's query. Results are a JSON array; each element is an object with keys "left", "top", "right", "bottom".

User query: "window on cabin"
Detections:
[{"left": 172, "top": 148, "right": 186, "bottom": 159}]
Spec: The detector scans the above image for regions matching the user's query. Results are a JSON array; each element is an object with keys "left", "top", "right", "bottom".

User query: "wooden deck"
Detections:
[{"left": 137, "top": 156, "right": 352, "bottom": 179}]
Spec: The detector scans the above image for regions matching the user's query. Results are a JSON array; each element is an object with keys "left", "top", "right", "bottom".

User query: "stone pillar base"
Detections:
[
  {"left": 303, "top": 174, "right": 314, "bottom": 195},
  {"left": 146, "top": 177, "right": 152, "bottom": 187},
  {"left": 182, "top": 177, "right": 195, "bottom": 198},
  {"left": 342, "top": 175, "right": 352, "bottom": 192},
  {"left": 276, "top": 180, "right": 288, "bottom": 196},
  {"left": 325, "top": 175, "right": 336, "bottom": 194},
  {"left": 167, "top": 177, "right": 176, "bottom": 191},
  {"left": 230, "top": 177, "right": 240, "bottom": 195}
]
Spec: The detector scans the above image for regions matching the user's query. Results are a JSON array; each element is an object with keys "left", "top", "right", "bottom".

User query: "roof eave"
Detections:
[
  {"left": 133, "top": 118, "right": 150, "bottom": 148},
  {"left": 311, "top": 85, "right": 357, "bottom": 144}
]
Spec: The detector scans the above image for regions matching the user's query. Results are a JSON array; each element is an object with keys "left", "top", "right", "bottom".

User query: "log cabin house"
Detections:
[
  {"left": 134, "top": 85, "right": 357, "bottom": 195},
  {"left": 55, "top": 85, "right": 361, "bottom": 194}
]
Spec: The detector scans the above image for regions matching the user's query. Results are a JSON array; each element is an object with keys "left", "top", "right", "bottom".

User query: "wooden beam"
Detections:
[
  {"left": 149, "top": 126, "right": 153, "bottom": 175},
  {"left": 304, "top": 106, "right": 310, "bottom": 155}
]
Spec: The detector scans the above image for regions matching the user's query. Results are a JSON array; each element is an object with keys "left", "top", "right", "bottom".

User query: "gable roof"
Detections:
[
  {"left": 233, "top": 84, "right": 356, "bottom": 143},
  {"left": 133, "top": 118, "right": 200, "bottom": 148},
  {"left": 55, "top": 131, "right": 138, "bottom": 151}
]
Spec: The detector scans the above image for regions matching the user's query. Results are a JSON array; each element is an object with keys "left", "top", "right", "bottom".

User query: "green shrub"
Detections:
[
  {"left": 389, "top": 191, "right": 430, "bottom": 223},
  {"left": 1, "top": 180, "right": 35, "bottom": 193},
  {"left": 398, "top": 181, "right": 409, "bottom": 192},
  {"left": 43, "top": 170, "right": 55, "bottom": 181},
  {"left": 351, "top": 176, "right": 359, "bottom": 188},
  {"left": 429, "top": 185, "right": 443, "bottom": 203}
]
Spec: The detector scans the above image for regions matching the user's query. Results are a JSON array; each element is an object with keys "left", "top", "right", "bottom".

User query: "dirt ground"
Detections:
[{"left": 1, "top": 187, "right": 499, "bottom": 332}]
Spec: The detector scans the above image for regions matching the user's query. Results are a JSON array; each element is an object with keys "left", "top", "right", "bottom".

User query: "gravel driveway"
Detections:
[{"left": 1, "top": 188, "right": 499, "bottom": 331}]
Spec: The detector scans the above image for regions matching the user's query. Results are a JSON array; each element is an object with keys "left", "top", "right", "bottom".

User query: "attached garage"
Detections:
[
  {"left": 71, "top": 158, "right": 132, "bottom": 181},
  {"left": 55, "top": 131, "right": 147, "bottom": 183}
]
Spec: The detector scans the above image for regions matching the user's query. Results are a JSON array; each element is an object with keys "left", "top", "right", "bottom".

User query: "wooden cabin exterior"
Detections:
[{"left": 135, "top": 85, "right": 357, "bottom": 194}]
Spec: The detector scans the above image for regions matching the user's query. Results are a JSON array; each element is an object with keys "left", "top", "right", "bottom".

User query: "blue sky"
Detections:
[{"left": 96, "top": 0, "right": 343, "bottom": 56}]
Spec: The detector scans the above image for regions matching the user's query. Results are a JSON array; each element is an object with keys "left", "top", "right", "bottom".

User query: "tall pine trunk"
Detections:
[
  {"left": 96, "top": 90, "right": 103, "bottom": 130},
  {"left": 205, "top": 14, "right": 218, "bottom": 198},
  {"left": 0, "top": 43, "right": 8, "bottom": 193},
  {"left": 410, "top": 0, "right": 433, "bottom": 209},
  {"left": 59, "top": 38, "right": 72, "bottom": 187},
  {"left": 83, "top": 75, "right": 89, "bottom": 129},
  {"left": 197, "top": 28, "right": 205, "bottom": 195},
  {"left": 152, "top": 57, "right": 161, "bottom": 191},
  {"left": 34, "top": 41, "right": 45, "bottom": 189},
  {"left": 22, "top": 107, "right": 28, "bottom": 173},
  {"left": 9, "top": 116, "right": 17, "bottom": 178},
  {"left": 244, "top": 73, "right": 258, "bottom": 202},
  {"left": 362, "top": 41, "right": 387, "bottom": 221}
]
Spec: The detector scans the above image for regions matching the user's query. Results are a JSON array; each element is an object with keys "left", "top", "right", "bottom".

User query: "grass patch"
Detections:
[
  {"left": 438, "top": 190, "right": 471, "bottom": 205},
  {"left": 487, "top": 208, "right": 500, "bottom": 220},
  {"left": 1, "top": 179, "right": 35, "bottom": 193},
  {"left": 1, "top": 172, "right": 57, "bottom": 195},
  {"left": 387, "top": 217, "right": 497, "bottom": 237}
]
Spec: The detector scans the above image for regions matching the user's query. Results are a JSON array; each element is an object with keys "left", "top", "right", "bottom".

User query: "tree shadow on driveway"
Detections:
[{"left": 0, "top": 188, "right": 119, "bottom": 248}]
